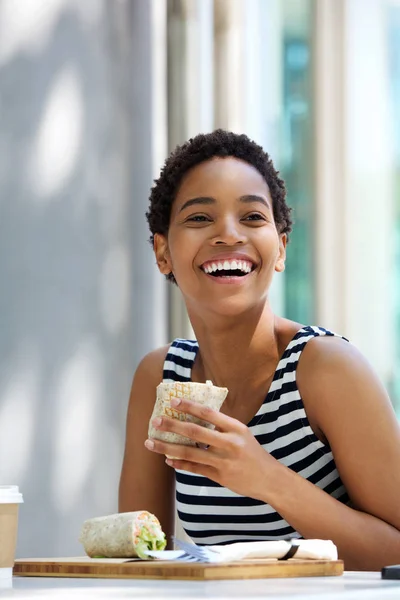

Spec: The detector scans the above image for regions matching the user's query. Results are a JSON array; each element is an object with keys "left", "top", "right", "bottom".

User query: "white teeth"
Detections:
[{"left": 202, "top": 259, "right": 254, "bottom": 274}]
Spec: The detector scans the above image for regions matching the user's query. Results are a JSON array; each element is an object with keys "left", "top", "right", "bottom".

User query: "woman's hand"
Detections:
[{"left": 145, "top": 397, "right": 278, "bottom": 500}]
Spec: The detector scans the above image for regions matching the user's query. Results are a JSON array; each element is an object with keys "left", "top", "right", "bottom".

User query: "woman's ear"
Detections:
[
  {"left": 275, "top": 233, "right": 287, "bottom": 273},
  {"left": 154, "top": 233, "right": 172, "bottom": 275}
]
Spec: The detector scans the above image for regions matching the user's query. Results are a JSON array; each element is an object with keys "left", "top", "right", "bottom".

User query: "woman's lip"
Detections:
[
  {"left": 200, "top": 255, "right": 257, "bottom": 268},
  {"left": 201, "top": 270, "right": 254, "bottom": 284}
]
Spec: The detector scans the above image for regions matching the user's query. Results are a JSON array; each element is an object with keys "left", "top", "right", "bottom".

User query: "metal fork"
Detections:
[
  {"left": 173, "top": 537, "right": 223, "bottom": 563},
  {"left": 174, "top": 551, "right": 200, "bottom": 563},
  {"left": 145, "top": 548, "right": 199, "bottom": 562}
]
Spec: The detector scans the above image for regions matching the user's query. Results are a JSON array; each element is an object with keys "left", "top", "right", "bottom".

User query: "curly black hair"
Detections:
[{"left": 146, "top": 129, "right": 293, "bottom": 283}]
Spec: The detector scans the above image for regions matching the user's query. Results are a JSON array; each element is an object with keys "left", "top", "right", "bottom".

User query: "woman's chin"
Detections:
[{"left": 199, "top": 294, "right": 267, "bottom": 318}]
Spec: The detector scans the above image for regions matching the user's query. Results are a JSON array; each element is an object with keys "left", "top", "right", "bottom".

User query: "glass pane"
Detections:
[
  {"left": 388, "top": 4, "right": 400, "bottom": 416},
  {"left": 280, "top": 0, "right": 314, "bottom": 325}
]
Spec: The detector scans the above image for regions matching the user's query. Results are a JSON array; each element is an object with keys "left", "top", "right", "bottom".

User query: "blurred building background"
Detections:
[{"left": 0, "top": 0, "right": 399, "bottom": 557}]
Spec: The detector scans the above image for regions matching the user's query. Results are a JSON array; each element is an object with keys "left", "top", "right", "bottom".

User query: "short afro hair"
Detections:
[{"left": 146, "top": 129, "right": 293, "bottom": 283}]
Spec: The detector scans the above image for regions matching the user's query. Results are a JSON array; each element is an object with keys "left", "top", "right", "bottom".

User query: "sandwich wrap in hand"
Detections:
[
  {"left": 79, "top": 511, "right": 166, "bottom": 559},
  {"left": 148, "top": 380, "right": 228, "bottom": 448}
]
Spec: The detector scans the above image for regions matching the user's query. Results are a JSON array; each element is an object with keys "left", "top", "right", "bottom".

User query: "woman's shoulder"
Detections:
[
  {"left": 293, "top": 321, "right": 360, "bottom": 389},
  {"left": 135, "top": 339, "right": 198, "bottom": 380},
  {"left": 295, "top": 322, "right": 392, "bottom": 425},
  {"left": 275, "top": 317, "right": 349, "bottom": 356},
  {"left": 291, "top": 322, "right": 397, "bottom": 451},
  {"left": 297, "top": 324, "right": 353, "bottom": 366},
  {"left": 135, "top": 344, "right": 171, "bottom": 383}
]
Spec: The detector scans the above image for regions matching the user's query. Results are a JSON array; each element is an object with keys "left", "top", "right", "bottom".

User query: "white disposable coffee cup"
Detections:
[{"left": 0, "top": 486, "right": 23, "bottom": 579}]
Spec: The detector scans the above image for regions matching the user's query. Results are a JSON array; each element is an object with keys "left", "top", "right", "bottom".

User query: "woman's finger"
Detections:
[
  {"left": 144, "top": 438, "right": 217, "bottom": 466},
  {"left": 151, "top": 415, "right": 223, "bottom": 447},
  {"left": 170, "top": 397, "right": 242, "bottom": 432}
]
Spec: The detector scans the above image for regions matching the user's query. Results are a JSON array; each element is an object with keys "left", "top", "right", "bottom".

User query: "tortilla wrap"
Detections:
[
  {"left": 148, "top": 380, "right": 228, "bottom": 446},
  {"left": 79, "top": 511, "right": 166, "bottom": 559}
]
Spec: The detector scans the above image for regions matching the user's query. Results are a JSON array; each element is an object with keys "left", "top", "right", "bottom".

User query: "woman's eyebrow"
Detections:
[
  {"left": 239, "top": 194, "right": 271, "bottom": 210},
  {"left": 178, "top": 194, "right": 271, "bottom": 213},
  {"left": 178, "top": 197, "right": 215, "bottom": 212}
]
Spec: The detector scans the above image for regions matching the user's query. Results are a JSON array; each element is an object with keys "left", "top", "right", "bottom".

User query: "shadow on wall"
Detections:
[{"left": 0, "top": 0, "right": 150, "bottom": 556}]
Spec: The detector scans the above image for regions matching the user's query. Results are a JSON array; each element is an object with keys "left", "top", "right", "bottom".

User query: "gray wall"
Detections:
[{"left": 0, "top": 0, "right": 166, "bottom": 557}]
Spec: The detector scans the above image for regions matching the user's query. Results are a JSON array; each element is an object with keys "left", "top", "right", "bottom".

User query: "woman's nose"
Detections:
[{"left": 211, "top": 217, "right": 247, "bottom": 246}]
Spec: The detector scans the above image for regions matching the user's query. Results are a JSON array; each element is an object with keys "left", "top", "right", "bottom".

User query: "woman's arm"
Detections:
[
  {"left": 118, "top": 345, "right": 176, "bottom": 546},
  {"left": 275, "top": 335, "right": 400, "bottom": 570}
]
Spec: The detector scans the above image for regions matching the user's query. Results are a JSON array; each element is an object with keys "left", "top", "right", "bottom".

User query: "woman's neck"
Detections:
[{"left": 188, "top": 302, "right": 282, "bottom": 395}]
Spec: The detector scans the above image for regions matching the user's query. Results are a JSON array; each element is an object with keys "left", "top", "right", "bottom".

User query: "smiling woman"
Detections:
[{"left": 118, "top": 130, "right": 400, "bottom": 571}]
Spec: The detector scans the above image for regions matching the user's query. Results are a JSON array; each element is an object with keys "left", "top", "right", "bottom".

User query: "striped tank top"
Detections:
[{"left": 163, "top": 325, "right": 350, "bottom": 546}]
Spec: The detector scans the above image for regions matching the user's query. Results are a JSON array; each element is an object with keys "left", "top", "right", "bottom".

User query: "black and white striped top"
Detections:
[{"left": 163, "top": 325, "right": 350, "bottom": 545}]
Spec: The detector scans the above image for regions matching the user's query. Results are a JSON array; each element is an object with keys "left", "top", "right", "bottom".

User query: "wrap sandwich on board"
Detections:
[
  {"left": 79, "top": 511, "right": 166, "bottom": 559},
  {"left": 148, "top": 380, "right": 228, "bottom": 448}
]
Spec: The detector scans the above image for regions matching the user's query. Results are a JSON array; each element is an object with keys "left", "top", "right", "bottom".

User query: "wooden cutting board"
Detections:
[{"left": 13, "top": 557, "right": 344, "bottom": 580}]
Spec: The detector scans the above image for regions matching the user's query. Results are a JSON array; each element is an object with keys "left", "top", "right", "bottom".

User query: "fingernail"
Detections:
[
  {"left": 153, "top": 417, "right": 162, "bottom": 427},
  {"left": 170, "top": 397, "right": 181, "bottom": 407},
  {"left": 144, "top": 439, "right": 155, "bottom": 450},
  {"left": 165, "top": 458, "right": 173, "bottom": 466}
]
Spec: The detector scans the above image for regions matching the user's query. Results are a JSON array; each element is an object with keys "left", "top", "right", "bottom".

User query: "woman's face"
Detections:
[{"left": 154, "top": 157, "right": 286, "bottom": 317}]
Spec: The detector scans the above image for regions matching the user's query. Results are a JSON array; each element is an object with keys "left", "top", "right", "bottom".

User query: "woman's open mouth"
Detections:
[{"left": 200, "top": 259, "right": 256, "bottom": 280}]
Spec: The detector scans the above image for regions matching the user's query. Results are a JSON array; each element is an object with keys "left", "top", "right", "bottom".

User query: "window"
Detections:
[
  {"left": 280, "top": 1, "right": 315, "bottom": 325},
  {"left": 388, "top": 3, "right": 400, "bottom": 416}
]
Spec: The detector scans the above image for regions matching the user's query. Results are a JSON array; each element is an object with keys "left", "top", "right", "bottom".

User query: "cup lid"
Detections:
[{"left": 0, "top": 485, "right": 23, "bottom": 503}]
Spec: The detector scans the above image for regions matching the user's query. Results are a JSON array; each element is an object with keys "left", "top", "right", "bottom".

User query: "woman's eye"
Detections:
[
  {"left": 244, "top": 213, "right": 265, "bottom": 221},
  {"left": 186, "top": 215, "right": 211, "bottom": 222}
]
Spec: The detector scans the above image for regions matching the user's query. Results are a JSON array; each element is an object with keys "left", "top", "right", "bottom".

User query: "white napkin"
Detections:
[
  {"left": 147, "top": 539, "right": 338, "bottom": 563},
  {"left": 207, "top": 539, "right": 338, "bottom": 562}
]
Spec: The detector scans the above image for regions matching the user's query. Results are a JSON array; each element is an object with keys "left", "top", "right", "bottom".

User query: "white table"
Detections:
[{"left": 1, "top": 572, "right": 400, "bottom": 599}]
